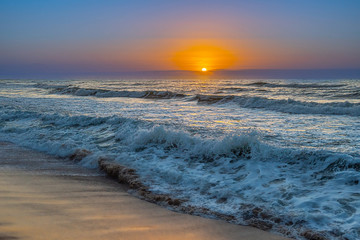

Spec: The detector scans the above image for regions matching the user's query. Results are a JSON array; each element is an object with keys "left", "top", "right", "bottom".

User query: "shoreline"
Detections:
[{"left": 0, "top": 141, "right": 290, "bottom": 240}]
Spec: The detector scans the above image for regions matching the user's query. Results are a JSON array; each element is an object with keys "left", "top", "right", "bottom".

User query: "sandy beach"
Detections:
[{"left": 0, "top": 142, "right": 290, "bottom": 240}]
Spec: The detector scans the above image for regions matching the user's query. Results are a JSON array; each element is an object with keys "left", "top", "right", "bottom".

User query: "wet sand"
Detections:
[{"left": 0, "top": 142, "right": 290, "bottom": 240}]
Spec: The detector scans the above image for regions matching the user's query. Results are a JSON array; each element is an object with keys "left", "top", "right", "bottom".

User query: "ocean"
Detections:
[{"left": 0, "top": 77, "right": 359, "bottom": 239}]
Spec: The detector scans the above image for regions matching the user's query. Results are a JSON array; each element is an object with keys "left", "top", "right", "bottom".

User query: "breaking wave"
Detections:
[
  {"left": 195, "top": 95, "right": 360, "bottom": 116},
  {"left": 0, "top": 105, "right": 359, "bottom": 240},
  {"left": 37, "top": 84, "right": 360, "bottom": 117},
  {"left": 244, "top": 81, "right": 347, "bottom": 89},
  {"left": 47, "top": 85, "right": 186, "bottom": 99}
]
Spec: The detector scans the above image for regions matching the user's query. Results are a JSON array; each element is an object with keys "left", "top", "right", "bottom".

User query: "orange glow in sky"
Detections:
[
  {"left": 1, "top": 1, "right": 359, "bottom": 77},
  {"left": 172, "top": 45, "right": 237, "bottom": 72}
]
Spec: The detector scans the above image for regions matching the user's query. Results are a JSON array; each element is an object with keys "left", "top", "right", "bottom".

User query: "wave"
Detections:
[
  {"left": 37, "top": 84, "right": 360, "bottom": 117},
  {"left": 245, "top": 81, "right": 347, "bottom": 89},
  {"left": 218, "top": 87, "right": 250, "bottom": 92},
  {"left": 0, "top": 106, "right": 359, "bottom": 239},
  {"left": 47, "top": 85, "right": 186, "bottom": 99},
  {"left": 195, "top": 94, "right": 360, "bottom": 116},
  {"left": 1, "top": 106, "right": 358, "bottom": 174},
  {"left": 333, "top": 91, "right": 360, "bottom": 99}
]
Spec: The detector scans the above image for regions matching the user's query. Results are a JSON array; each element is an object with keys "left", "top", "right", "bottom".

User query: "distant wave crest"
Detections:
[
  {"left": 48, "top": 86, "right": 186, "bottom": 99},
  {"left": 195, "top": 94, "right": 360, "bottom": 116},
  {"left": 245, "top": 81, "right": 347, "bottom": 89},
  {"left": 38, "top": 84, "right": 360, "bottom": 116}
]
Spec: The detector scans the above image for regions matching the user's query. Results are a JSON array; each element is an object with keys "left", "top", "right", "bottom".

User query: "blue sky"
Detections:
[{"left": 1, "top": 0, "right": 360, "bottom": 76}]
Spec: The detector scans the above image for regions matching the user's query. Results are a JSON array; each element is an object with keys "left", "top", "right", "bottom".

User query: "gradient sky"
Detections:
[{"left": 1, "top": 0, "right": 360, "bottom": 75}]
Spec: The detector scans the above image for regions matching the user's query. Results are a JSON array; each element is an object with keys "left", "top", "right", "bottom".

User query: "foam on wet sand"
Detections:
[{"left": 0, "top": 142, "right": 289, "bottom": 240}]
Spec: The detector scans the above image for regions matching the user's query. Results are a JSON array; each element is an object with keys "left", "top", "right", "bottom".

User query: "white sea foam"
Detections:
[
  {"left": 1, "top": 78, "right": 360, "bottom": 239},
  {"left": 0, "top": 105, "right": 359, "bottom": 239}
]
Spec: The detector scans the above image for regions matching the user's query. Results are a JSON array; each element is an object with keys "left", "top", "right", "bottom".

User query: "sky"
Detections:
[{"left": 1, "top": 0, "right": 360, "bottom": 76}]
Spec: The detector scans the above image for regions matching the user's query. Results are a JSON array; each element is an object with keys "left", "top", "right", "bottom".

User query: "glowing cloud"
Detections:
[{"left": 172, "top": 45, "right": 236, "bottom": 71}]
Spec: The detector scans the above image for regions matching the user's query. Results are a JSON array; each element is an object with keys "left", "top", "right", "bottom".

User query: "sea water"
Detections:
[{"left": 0, "top": 78, "right": 359, "bottom": 239}]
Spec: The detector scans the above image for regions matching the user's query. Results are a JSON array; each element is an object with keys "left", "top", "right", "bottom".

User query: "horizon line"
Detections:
[{"left": 1, "top": 68, "right": 360, "bottom": 80}]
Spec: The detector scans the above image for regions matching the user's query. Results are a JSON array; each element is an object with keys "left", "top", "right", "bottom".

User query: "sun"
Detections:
[{"left": 172, "top": 45, "right": 236, "bottom": 72}]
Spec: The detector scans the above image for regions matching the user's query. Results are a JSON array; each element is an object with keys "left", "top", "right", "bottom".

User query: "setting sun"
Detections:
[{"left": 172, "top": 45, "right": 236, "bottom": 72}]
